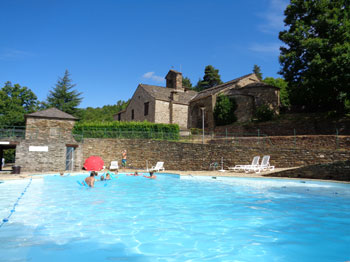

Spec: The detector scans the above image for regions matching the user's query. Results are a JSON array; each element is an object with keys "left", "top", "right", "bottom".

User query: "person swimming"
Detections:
[
  {"left": 143, "top": 171, "right": 156, "bottom": 179},
  {"left": 105, "top": 173, "right": 111, "bottom": 180},
  {"left": 85, "top": 173, "right": 95, "bottom": 187}
]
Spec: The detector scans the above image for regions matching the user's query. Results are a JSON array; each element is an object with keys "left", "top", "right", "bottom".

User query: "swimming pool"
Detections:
[{"left": 0, "top": 173, "right": 349, "bottom": 261}]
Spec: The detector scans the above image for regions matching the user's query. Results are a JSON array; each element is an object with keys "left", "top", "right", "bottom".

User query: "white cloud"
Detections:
[
  {"left": 0, "top": 48, "right": 34, "bottom": 60},
  {"left": 249, "top": 43, "right": 281, "bottom": 54},
  {"left": 257, "top": 0, "right": 288, "bottom": 34},
  {"left": 142, "top": 72, "right": 165, "bottom": 83}
]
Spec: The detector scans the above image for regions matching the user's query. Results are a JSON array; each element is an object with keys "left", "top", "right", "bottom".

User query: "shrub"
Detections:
[
  {"left": 72, "top": 121, "right": 180, "bottom": 140},
  {"left": 254, "top": 105, "right": 274, "bottom": 122},
  {"left": 213, "top": 95, "right": 237, "bottom": 126},
  {"left": 190, "top": 128, "right": 202, "bottom": 135}
]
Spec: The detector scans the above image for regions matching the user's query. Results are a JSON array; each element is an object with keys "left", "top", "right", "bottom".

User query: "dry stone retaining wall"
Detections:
[
  {"left": 81, "top": 138, "right": 350, "bottom": 171},
  {"left": 14, "top": 136, "right": 350, "bottom": 178},
  {"left": 209, "top": 135, "right": 350, "bottom": 151},
  {"left": 215, "top": 117, "right": 350, "bottom": 135}
]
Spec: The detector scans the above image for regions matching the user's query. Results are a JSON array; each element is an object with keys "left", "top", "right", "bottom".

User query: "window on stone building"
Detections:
[
  {"left": 144, "top": 102, "right": 149, "bottom": 116},
  {"left": 131, "top": 109, "right": 134, "bottom": 120},
  {"left": 118, "top": 113, "right": 121, "bottom": 121}
]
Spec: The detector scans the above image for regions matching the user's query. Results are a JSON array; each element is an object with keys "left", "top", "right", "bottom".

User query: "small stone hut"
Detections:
[{"left": 15, "top": 108, "right": 82, "bottom": 172}]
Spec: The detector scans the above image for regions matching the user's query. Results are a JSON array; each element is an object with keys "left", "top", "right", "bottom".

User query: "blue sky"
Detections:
[{"left": 0, "top": 0, "right": 288, "bottom": 108}]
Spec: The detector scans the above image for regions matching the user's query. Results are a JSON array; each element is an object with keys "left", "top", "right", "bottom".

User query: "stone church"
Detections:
[{"left": 115, "top": 70, "right": 280, "bottom": 130}]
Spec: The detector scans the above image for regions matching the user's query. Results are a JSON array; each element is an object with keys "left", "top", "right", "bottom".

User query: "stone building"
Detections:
[
  {"left": 115, "top": 70, "right": 279, "bottom": 130},
  {"left": 114, "top": 70, "right": 197, "bottom": 129},
  {"left": 189, "top": 73, "right": 280, "bottom": 129},
  {"left": 15, "top": 108, "right": 82, "bottom": 172}
]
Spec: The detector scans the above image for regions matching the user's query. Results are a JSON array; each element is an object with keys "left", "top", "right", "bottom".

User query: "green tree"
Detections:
[
  {"left": 213, "top": 94, "right": 237, "bottom": 126},
  {"left": 77, "top": 100, "right": 129, "bottom": 122},
  {"left": 254, "top": 105, "right": 274, "bottom": 122},
  {"left": 182, "top": 76, "right": 193, "bottom": 89},
  {"left": 0, "top": 82, "right": 38, "bottom": 126},
  {"left": 263, "top": 77, "right": 289, "bottom": 108},
  {"left": 44, "top": 70, "right": 83, "bottom": 116},
  {"left": 253, "top": 65, "right": 263, "bottom": 80},
  {"left": 196, "top": 65, "right": 223, "bottom": 91},
  {"left": 279, "top": 0, "right": 350, "bottom": 113}
]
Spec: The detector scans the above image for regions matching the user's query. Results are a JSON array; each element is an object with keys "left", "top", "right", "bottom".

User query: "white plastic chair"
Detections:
[
  {"left": 149, "top": 162, "right": 165, "bottom": 172},
  {"left": 245, "top": 155, "right": 275, "bottom": 173},
  {"left": 109, "top": 161, "right": 119, "bottom": 171},
  {"left": 228, "top": 156, "right": 260, "bottom": 172}
]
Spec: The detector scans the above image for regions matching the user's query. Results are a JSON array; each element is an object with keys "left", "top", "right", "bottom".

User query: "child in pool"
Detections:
[{"left": 144, "top": 171, "right": 156, "bottom": 179}]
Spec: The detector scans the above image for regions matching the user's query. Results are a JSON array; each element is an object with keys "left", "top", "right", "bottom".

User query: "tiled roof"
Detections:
[
  {"left": 191, "top": 73, "right": 256, "bottom": 102},
  {"left": 140, "top": 84, "right": 197, "bottom": 105},
  {"left": 25, "top": 108, "right": 78, "bottom": 120}
]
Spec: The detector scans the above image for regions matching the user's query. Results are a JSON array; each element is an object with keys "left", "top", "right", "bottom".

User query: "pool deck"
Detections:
[{"left": 0, "top": 167, "right": 338, "bottom": 183}]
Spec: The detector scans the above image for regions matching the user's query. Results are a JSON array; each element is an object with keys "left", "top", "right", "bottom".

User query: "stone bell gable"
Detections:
[
  {"left": 165, "top": 70, "right": 184, "bottom": 92},
  {"left": 189, "top": 73, "right": 280, "bottom": 129}
]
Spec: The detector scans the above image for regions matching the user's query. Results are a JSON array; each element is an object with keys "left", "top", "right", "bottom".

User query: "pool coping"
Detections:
[{"left": 0, "top": 167, "right": 349, "bottom": 184}]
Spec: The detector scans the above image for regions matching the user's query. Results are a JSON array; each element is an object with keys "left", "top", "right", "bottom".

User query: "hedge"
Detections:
[{"left": 72, "top": 121, "right": 180, "bottom": 141}]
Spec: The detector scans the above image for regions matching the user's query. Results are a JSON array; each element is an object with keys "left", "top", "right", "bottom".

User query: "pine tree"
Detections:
[
  {"left": 196, "top": 65, "right": 223, "bottom": 91},
  {"left": 45, "top": 70, "right": 83, "bottom": 116},
  {"left": 182, "top": 76, "right": 193, "bottom": 89},
  {"left": 253, "top": 65, "right": 263, "bottom": 80}
]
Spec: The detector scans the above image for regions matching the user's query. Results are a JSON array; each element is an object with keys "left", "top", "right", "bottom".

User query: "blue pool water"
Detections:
[{"left": 0, "top": 173, "right": 349, "bottom": 262}]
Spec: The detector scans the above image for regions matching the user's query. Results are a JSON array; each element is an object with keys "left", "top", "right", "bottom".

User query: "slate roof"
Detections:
[
  {"left": 25, "top": 108, "right": 78, "bottom": 120},
  {"left": 140, "top": 84, "right": 197, "bottom": 105},
  {"left": 191, "top": 73, "right": 257, "bottom": 102},
  {"left": 242, "top": 82, "right": 280, "bottom": 89}
]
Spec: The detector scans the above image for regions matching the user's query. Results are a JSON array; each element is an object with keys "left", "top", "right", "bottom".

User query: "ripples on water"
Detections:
[{"left": 0, "top": 174, "right": 349, "bottom": 262}]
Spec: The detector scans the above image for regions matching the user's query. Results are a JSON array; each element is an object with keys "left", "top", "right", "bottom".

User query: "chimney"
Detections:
[{"left": 165, "top": 70, "right": 184, "bottom": 92}]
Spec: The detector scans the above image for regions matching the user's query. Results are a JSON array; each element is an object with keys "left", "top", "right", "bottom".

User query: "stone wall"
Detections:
[
  {"left": 17, "top": 115, "right": 82, "bottom": 173},
  {"left": 189, "top": 96, "right": 213, "bottom": 129},
  {"left": 171, "top": 103, "right": 189, "bottom": 129},
  {"left": 264, "top": 161, "right": 350, "bottom": 181},
  {"left": 16, "top": 139, "right": 82, "bottom": 172},
  {"left": 209, "top": 135, "right": 350, "bottom": 151},
  {"left": 230, "top": 95, "right": 254, "bottom": 122},
  {"left": 225, "top": 86, "right": 280, "bottom": 115},
  {"left": 81, "top": 138, "right": 350, "bottom": 172},
  {"left": 214, "top": 116, "right": 350, "bottom": 135},
  {"left": 122, "top": 86, "right": 155, "bottom": 122},
  {"left": 155, "top": 100, "right": 170, "bottom": 124},
  {"left": 14, "top": 134, "right": 350, "bottom": 180},
  {"left": 236, "top": 74, "right": 259, "bottom": 87},
  {"left": 25, "top": 118, "right": 76, "bottom": 140}
]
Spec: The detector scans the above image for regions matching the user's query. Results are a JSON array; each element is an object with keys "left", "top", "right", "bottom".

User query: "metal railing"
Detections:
[
  {"left": 0, "top": 126, "right": 26, "bottom": 139},
  {"left": 0, "top": 126, "right": 347, "bottom": 151}
]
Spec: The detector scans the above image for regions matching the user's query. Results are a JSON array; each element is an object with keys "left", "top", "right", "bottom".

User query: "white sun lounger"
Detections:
[
  {"left": 109, "top": 161, "right": 119, "bottom": 171},
  {"left": 149, "top": 162, "right": 165, "bottom": 172},
  {"left": 228, "top": 156, "right": 260, "bottom": 172},
  {"left": 245, "top": 155, "right": 275, "bottom": 173}
]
